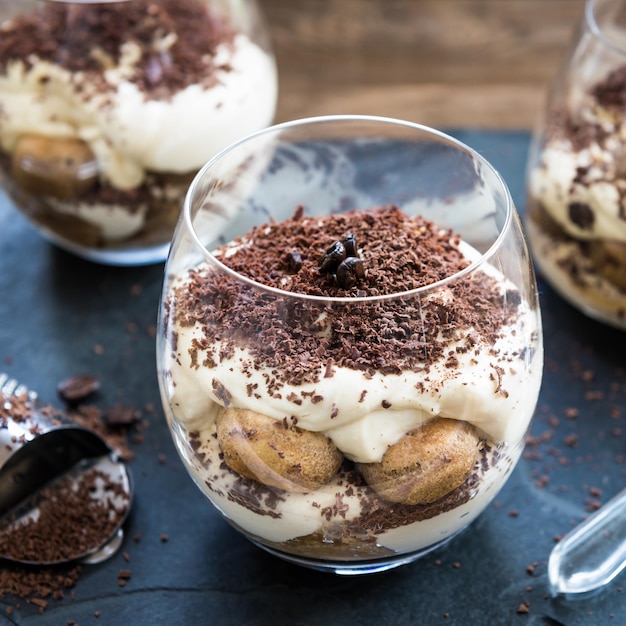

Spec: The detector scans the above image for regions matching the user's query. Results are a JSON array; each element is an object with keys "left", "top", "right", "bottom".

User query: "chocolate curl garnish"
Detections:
[
  {"left": 284, "top": 249, "right": 303, "bottom": 274},
  {"left": 336, "top": 256, "right": 365, "bottom": 289},
  {"left": 319, "top": 240, "right": 346, "bottom": 274},
  {"left": 342, "top": 233, "right": 357, "bottom": 257},
  {"left": 318, "top": 233, "right": 364, "bottom": 289}
]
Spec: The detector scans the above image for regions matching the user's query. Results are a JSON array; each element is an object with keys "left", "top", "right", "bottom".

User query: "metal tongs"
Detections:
[
  {"left": 0, "top": 374, "right": 133, "bottom": 565},
  {"left": 548, "top": 488, "right": 626, "bottom": 599}
]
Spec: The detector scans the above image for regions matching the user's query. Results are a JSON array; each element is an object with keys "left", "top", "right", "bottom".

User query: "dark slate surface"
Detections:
[{"left": 0, "top": 130, "right": 624, "bottom": 625}]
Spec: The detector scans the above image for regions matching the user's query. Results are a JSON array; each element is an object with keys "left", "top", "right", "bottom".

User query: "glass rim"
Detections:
[
  {"left": 182, "top": 114, "right": 515, "bottom": 304},
  {"left": 586, "top": 0, "right": 626, "bottom": 57}
]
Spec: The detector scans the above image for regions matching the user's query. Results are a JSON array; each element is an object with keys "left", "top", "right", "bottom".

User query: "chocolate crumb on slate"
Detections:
[
  {"left": 57, "top": 374, "right": 101, "bottom": 403},
  {"left": 0, "top": 566, "right": 81, "bottom": 609},
  {"left": 117, "top": 569, "right": 132, "bottom": 587},
  {"left": 103, "top": 403, "right": 141, "bottom": 426}
]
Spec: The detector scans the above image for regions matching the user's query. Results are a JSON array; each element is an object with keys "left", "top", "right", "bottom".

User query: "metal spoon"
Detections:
[
  {"left": 0, "top": 374, "right": 133, "bottom": 566},
  {"left": 548, "top": 488, "right": 626, "bottom": 599}
]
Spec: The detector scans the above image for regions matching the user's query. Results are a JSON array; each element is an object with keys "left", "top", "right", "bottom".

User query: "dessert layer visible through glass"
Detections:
[
  {"left": 157, "top": 116, "right": 544, "bottom": 574},
  {"left": 525, "top": 0, "right": 626, "bottom": 329},
  {"left": 0, "top": 0, "right": 277, "bottom": 265}
]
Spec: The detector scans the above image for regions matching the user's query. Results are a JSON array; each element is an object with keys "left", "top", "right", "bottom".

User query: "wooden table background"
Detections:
[{"left": 263, "top": 0, "right": 586, "bottom": 130}]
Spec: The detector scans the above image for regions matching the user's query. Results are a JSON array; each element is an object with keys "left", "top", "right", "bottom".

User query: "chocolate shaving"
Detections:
[
  {"left": 57, "top": 374, "right": 101, "bottom": 403},
  {"left": 592, "top": 65, "right": 626, "bottom": 109},
  {"left": 568, "top": 202, "right": 595, "bottom": 230},
  {"left": 103, "top": 404, "right": 141, "bottom": 426},
  {"left": 171, "top": 205, "right": 520, "bottom": 390}
]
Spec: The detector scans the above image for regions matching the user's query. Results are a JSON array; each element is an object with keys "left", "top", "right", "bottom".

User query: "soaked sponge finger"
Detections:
[
  {"left": 357, "top": 418, "right": 481, "bottom": 505},
  {"left": 216, "top": 407, "right": 343, "bottom": 493}
]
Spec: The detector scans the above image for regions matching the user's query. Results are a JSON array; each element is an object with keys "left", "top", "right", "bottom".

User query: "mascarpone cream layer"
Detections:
[
  {"left": 164, "top": 256, "right": 542, "bottom": 464},
  {"left": 525, "top": 218, "right": 626, "bottom": 327}
]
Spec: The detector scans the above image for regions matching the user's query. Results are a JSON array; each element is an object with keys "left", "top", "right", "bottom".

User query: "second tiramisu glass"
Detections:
[
  {"left": 157, "top": 116, "right": 544, "bottom": 574},
  {"left": 0, "top": 0, "right": 277, "bottom": 265},
  {"left": 525, "top": 0, "right": 626, "bottom": 329}
]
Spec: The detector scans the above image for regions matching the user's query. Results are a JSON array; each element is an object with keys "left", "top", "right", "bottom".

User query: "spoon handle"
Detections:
[{"left": 548, "top": 488, "right": 626, "bottom": 599}]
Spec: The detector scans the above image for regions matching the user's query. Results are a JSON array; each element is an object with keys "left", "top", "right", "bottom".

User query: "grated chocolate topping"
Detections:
[
  {"left": 171, "top": 205, "right": 521, "bottom": 388},
  {"left": 545, "top": 64, "right": 626, "bottom": 151},
  {"left": 0, "top": 0, "right": 235, "bottom": 99},
  {"left": 592, "top": 65, "right": 626, "bottom": 110},
  {"left": 543, "top": 103, "right": 608, "bottom": 153}
]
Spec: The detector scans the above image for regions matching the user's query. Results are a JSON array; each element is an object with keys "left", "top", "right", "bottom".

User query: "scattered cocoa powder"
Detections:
[
  {"left": 564, "top": 433, "right": 579, "bottom": 448},
  {"left": 0, "top": 467, "right": 129, "bottom": 563},
  {"left": 67, "top": 404, "right": 140, "bottom": 462},
  {"left": 103, "top": 404, "right": 142, "bottom": 427},
  {"left": 0, "top": 390, "right": 140, "bottom": 611},
  {"left": 117, "top": 569, "right": 132, "bottom": 587},
  {"left": 0, "top": 566, "right": 81, "bottom": 610}
]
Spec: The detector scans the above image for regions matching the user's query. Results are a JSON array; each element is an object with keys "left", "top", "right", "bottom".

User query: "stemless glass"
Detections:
[
  {"left": 0, "top": 0, "right": 277, "bottom": 265},
  {"left": 525, "top": 0, "right": 626, "bottom": 329},
  {"left": 157, "top": 116, "right": 544, "bottom": 574}
]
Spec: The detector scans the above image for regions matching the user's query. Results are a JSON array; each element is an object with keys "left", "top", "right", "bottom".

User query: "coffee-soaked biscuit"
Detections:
[
  {"left": 588, "top": 239, "right": 626, "bottom": 290},
  {"left": 216, "top": 407, "right": 343, "bottom": 493},
  {"left": 12, "top": 134, "right": 98, "bottom": 198},
  {"left": 357, "top": 418, "right": 481, "bottom": 505}
]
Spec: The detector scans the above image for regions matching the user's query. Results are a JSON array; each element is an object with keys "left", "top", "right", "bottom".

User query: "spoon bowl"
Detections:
[{"left": 0, "top": 373, "right": 133, "bottom": 566}]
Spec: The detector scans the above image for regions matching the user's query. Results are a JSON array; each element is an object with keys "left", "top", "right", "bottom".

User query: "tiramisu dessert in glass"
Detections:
[
  {"left": 526, "top": 0, "right": 626, "bottom": 329},
  {"left": 157, "top": 116, "right": 544, "bottom": 574},
  {"left": 0, "top": 0, "right": 277, "bottom": 265}
]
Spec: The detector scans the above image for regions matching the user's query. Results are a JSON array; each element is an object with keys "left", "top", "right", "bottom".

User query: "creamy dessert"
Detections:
[
  {"left": 0, "top": 0, "right": 277, "bottom": 258},
  {"left": 160, "top": 205, "right": 542, "bottom": 562},
  {"left": 526, "top": 64, "right": 626, "bottom": 328}
]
